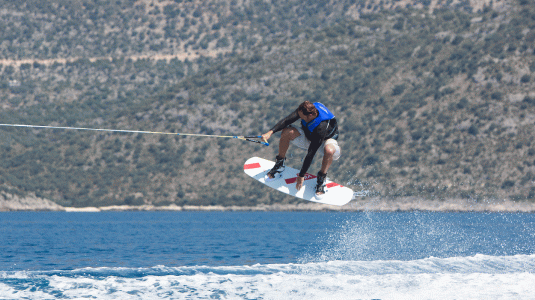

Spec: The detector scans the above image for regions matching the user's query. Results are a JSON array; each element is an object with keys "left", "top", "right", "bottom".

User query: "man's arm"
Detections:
[
  {"left": 269, "top": 109, "right": 300, "bottom": 134},
  {"left": 299, "top": 139, "right": 322, "bottom": 177},
  {"left": 262, "top": 109, "right": 300, "bottom": 143}
]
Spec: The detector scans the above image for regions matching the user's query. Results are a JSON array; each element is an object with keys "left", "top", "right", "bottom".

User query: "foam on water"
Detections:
[{"left": 1, "top": 254, "right": 534, "bottom": 299}]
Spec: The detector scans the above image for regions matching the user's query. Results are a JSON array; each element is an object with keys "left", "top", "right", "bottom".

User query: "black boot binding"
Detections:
[
  {"left": 315, "top": 171, "right": 327, "bottom": 196},
  {"left": 266, "top": 156, "right": 285, "bottom": 179}
]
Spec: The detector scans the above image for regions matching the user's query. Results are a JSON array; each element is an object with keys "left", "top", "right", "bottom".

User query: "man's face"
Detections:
[
  {"left": 298, "top": 110, "right": 316, "bottom": 123},
  {"left": 297, "top": 111, "right": 316, "bottom": 123}
]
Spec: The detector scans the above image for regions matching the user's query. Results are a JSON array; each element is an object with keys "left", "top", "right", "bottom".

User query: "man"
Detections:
[{"left": 261, "top": 101, "right": 341, "bottom": 197}]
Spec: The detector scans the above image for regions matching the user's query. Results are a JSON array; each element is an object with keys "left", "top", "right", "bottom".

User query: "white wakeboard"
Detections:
[{"left": 244, "top": 157, "right": 353, "bottom": 206}]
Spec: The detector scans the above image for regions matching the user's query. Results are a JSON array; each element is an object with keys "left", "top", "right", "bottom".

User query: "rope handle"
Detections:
[{"left": 236, "top": 136, "right": 269, "bottom": 146}]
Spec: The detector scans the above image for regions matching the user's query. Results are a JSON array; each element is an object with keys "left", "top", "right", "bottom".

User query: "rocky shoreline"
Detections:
[
  {"left": 0, "top": 192, "right": 64, "bottom": 211},
  {"left": 2, "top": 193, "right": 535, "bottom": 213}
]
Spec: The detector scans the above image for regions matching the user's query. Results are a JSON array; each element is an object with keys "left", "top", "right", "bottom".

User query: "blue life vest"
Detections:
[{"left": 301, "top": 102, "right": 335, "bottom": 133}]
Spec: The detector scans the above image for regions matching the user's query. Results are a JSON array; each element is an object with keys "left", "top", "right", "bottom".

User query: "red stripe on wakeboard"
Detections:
[
  {"left": 326, "top": 182, "right": 342, "bottom": 188},
  {"left": 285, "top": 173, "right": 317, "bottom": 184},
  {"left": 244, "top": 163, "right": 261, "bottom": 170}
]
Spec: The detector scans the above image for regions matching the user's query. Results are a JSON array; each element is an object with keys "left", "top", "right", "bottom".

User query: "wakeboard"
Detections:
[{"left": 244, "top": 157, "right": 353, "bottom": 206}]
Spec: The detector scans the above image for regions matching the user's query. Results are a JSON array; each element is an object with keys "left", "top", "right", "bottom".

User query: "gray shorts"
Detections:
[{"left": 290, "top": 126, "right": 341, "bottom": 160}]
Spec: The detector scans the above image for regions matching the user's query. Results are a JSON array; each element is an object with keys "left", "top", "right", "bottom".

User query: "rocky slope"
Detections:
[{"left": 1, "top": 0, "right": 534, "bottom": 208}]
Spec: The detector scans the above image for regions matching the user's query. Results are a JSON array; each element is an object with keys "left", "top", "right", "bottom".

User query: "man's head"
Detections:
[{"left": 298, "top": 101, "right": 318, "bottom": 122}]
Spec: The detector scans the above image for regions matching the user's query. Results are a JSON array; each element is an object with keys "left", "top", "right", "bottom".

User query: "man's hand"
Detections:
[
  {"left": 261, "top": 130, "right": 273, "bottom": 144},
  {"left": 295, "top": 176, "right": 304, "bottom": 190}
]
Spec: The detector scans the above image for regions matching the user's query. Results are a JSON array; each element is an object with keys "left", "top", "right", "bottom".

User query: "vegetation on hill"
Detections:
[{"left": 1, "top": 0, "right": 535, "bottom": 207}]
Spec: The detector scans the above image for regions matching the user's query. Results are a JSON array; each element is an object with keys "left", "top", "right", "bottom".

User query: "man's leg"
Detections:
[
  {"left": 277, "top": 127, "right": 301, "bottom": 158},
  {"left": 320, "top": 144, "right": 336, "bottom": 174},
  {"left": 316, "top": 141, "right": 339, "bottom": 196},
  {"left": 267, "top": 127, "right": 300, "bottom": 179}
]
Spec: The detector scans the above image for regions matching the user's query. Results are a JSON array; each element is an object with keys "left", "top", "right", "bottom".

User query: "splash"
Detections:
[{"left": 300, "top": 212, "right": 535, "bottom": 263}]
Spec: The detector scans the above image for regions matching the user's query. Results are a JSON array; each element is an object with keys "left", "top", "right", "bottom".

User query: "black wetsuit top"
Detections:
[{"left": 270, "top": 109, "right": 338, "bottom": 177}]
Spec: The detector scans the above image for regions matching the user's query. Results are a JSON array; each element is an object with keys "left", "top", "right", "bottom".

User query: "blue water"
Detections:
[{"left": 1, "top": 211, "right": 535, "bottom": 299}]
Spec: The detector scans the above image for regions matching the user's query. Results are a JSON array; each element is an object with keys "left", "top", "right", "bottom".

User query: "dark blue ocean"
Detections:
[{"left": 1, "top": 211, "right": 534, "bottom": 299}]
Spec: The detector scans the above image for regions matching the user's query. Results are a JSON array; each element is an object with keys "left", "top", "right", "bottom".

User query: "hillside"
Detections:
[{"left": 1, "top": 0, "right": 535, "bottom": 208}]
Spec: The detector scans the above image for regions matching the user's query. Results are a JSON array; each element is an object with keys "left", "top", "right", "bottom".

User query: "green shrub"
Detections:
[
  {"left": 451, "top": 36, "right": 464, "bottom": 45},
  {"left": 362, "top": 155, "right": 381, "bottom": 166},
  {"left": 411, "top": 130, "right": 423, "bottom": 140},
  {"left": 501, "top": 180, "right": 515, "bottom": 189},
  {"left": 298, "top": 73, "right": 309, "bottom": 80},
  {"left": 392, "top": 84, "right": 406, "bottom": 96},
  {"left": 468, "top": 125, "right": 479, "bottom": 135},
  {"left": 457, "top": 97, "right": 469, "bottom": 109},
  {"left": 491, "top": 92, "right": 503, "bottom": 100},
  {"left": 390, "top": 158, "right": 405, "bottom": 168}
]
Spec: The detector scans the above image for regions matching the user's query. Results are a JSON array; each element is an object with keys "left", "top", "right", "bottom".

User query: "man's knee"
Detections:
[
  {"left": 281, "top": 127, "right": 300, "bottom": 140},
  {"left": 324, "top": 144, "right": 336, "bottom": 157}
]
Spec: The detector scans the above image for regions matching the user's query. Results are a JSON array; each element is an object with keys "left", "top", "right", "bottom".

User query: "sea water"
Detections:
[{"left": 0, "top": 211, "right": 534, "bottom": 299}]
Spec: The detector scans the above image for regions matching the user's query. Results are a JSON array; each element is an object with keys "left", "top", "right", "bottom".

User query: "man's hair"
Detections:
[{"left": 298, "top": 101, "right": 318, "bottom": 116}]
